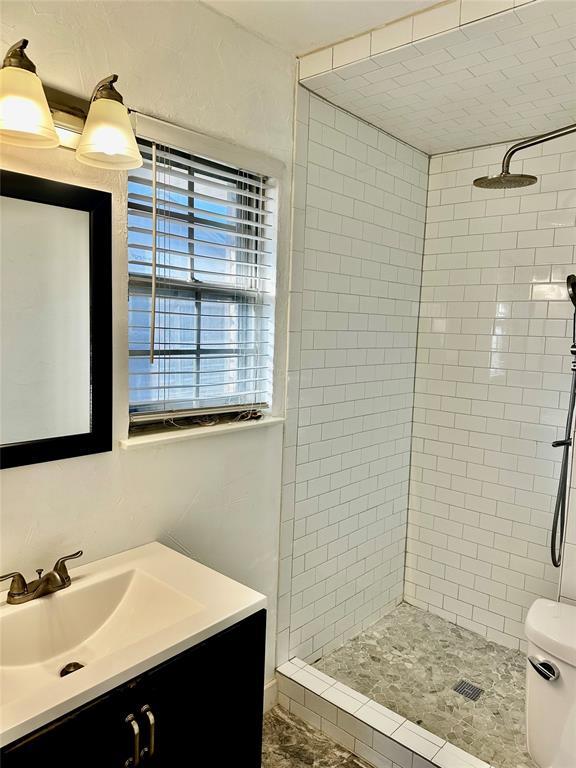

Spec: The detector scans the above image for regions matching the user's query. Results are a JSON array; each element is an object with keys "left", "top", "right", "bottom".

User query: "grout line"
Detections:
[
  {"left": 277, "top": 76, "right": 311, "bottom": 667},
  {"left": 284, "top": 85, "right": 311, "bottom": 663},
  {"left": 403, "top": 152, "right": 431, "bottom": 605}
]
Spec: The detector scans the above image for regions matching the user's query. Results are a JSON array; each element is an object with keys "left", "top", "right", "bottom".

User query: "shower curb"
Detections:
[{"left": 276, "top": 658, "right": 493, "bottom": 768}]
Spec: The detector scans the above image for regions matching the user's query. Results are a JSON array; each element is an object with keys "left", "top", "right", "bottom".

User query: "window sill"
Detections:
[{"left": 119, "top": 415, "right": 285, "bottom": 450}]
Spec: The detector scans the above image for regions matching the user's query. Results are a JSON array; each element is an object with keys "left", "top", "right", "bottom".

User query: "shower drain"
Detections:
[{"left": 453, "top": 679, "right": 483, "bottom": 701}]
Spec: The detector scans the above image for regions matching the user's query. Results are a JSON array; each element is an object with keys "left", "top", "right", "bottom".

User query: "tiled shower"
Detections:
[
  {"left": 278, "top": 87, "right": 576, "bottom": 665},
  {"left": 279, "top": 90, "right": 428, "bottom": 663},
  {"left": 408, "top": 136, "right": 575, "bottom": 648}
]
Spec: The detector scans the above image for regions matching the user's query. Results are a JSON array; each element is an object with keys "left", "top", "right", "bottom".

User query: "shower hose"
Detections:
[{"left": 551, "top": 311, "right": 576, "bottom": 567}]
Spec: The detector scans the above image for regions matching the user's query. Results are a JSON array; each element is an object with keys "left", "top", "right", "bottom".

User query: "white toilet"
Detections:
[{"left": 525, "top": 599, "right": 576, "bottom": 768}]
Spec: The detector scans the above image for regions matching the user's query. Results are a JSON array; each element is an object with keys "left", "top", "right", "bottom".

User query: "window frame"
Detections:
[{"left": 127, "top": 138, "right": 276, "bottom": 428}]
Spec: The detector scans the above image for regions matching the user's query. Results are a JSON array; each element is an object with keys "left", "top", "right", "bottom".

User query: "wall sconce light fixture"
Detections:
[
  {"left": 76, "top": 75, "right": 142, "bottom": 169},
  {"left": 0, "top": 39, "right": 59, "bottom": 147},
  {"left": 0, "top": 39, "right": 142, "bottom": 170}
]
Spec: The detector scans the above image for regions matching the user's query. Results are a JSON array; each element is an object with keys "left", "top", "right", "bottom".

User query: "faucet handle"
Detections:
[
  {"left": 0, "top": 572, "right": 28, "bottom": 597},
  {"left": 53, "top": 551, "right": 83, "bottom": 585}
]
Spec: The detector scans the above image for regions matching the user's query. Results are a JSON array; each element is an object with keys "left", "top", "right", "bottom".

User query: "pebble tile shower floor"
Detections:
[{"left": 313, "top": 603, "right": 537, "bottom": 768}]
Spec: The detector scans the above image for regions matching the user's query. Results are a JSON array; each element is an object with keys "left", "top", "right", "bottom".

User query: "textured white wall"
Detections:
[
  {"left": 408, "top": 136, "right": 576, "bottom": 649},
  {"left": 1, "top": 1, "right": 294, "bottom": 166},
  {"left": 0, "top": 0, "right": 296, "bottom": 683},
  {"left": 278, "top": 88, "right": 428, "bottom": 665}
]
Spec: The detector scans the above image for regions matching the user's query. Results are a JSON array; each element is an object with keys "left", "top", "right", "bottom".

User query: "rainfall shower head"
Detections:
[
  {"left": 473, "top": 172, "right": 537, "bottom": 189},
  {"left": 472, "top": 122, "right": 576, "bottom": 191},
  {"left": 567, "top": 275, "right": 576, "bottom": 308}
]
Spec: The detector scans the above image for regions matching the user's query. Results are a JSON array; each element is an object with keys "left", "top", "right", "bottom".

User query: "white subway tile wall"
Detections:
[
  {"left": 408, "top": 136, "right": 576, "bottom": 648},
  {"left": 278, "top": 89, "right": 428, "bottom": 663},
  {"left": 560, "top": 442, "right": 576, "bottom": 603}
]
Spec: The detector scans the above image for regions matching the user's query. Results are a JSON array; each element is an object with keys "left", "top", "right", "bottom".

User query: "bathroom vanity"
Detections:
[{"left": 0, "top": 544, "right": 267, "bottom": 766}]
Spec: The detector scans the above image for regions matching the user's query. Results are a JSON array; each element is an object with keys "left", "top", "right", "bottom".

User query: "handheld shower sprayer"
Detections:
[
  {"left": 567, "top": 274, "right": 576, "bottom": 310},
  {"left": 550, "top": 275, "right": 576, "bottom": 567}
]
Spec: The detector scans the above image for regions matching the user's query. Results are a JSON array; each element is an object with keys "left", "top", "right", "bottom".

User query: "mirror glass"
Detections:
[
  {"left": 0, "top": 197, "right": 91, "bottom": 444},
  {"left": 0, "top": 169, "right": 111, "bottom": 470}
]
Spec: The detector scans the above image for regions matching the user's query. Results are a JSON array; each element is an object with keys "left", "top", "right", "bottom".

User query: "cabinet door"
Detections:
[
  {"left": 1, "top": 684, "right": 139, "bottom": 768},
  {"left": 139, "top": 610, "right": 266, "bottom": 767}
]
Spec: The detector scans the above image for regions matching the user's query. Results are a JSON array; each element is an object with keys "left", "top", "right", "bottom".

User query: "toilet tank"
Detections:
[{"left": 525, "top": 599, "right": 576, "bottom": 768}]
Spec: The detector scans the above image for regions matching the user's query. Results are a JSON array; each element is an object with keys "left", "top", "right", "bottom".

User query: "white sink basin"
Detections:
[
  {"left": 1, "top": 570, "right": 202, "bottom": 701},
  {"left": 0, "top": 542, "right": 265, "bottom": 746}
]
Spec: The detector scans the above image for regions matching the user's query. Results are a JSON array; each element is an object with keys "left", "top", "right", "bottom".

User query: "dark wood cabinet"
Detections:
[{"left": 1, "top": 609, "right": 266, "bottom": 767}]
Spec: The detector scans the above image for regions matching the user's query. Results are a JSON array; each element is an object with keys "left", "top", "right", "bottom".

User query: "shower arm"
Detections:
[{"left": 501, "top": 123, "right": 576, "bottom": 175}]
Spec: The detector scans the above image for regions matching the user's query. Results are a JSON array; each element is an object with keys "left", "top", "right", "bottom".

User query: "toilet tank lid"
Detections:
[{"left": 525, "top": 599, "right": 576, "bottom": 666}]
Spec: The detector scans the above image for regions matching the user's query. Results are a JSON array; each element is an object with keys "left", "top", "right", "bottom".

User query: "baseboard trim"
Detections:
[{"left": 263, "top": 678, "right": 278, "bottom": 712}]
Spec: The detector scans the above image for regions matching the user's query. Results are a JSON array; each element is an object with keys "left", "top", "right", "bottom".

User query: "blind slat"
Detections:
[
  {"left": 130, "top": 402, "right": 268, "bottom": 423},
  {"left": 129, "top": 364, "right": 270, "bottom": 375},
  {"left": 138, "top": 146, "right": 274, "bottom": 189},
  {"left": 130, "top": 375, "right": 270, "bottom": 391},
  {"left": 129, "top": 350, "right": 270, "bottom": 358},
  {"left": 128, "top": 225, "right": 271, "bottom": 257},
  {"left": 128, "top": 191, "right": 274, "bottom": 230},
  {"left": 129, "top": 257, "right": 272, "bottom": 278},
  {"left": 129, "top": 275, "right": 267, "bottom": 299},
  {"left": 128, "top": 341, "right": 270, "bottom": 354},
  {"left": 129, "top": 176, "right": 274, "bottom": 216},
  {"left": 129, "top": 249, "right": 273, "bottom": 271},
  {"left": 133, "top": 389, "right": 268, "bottom": 404},
  {"left": 130, "top": 164, "right": 272, "bottom": 203},
  {"left": 130, "top": 308, "right": 272, "bottom": 319},
  {"left": 128, "top": 210, "right": 272, "bottom": 244}
]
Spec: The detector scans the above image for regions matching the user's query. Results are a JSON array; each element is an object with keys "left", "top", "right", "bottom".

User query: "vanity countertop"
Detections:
[{"left": 0, "top": 542, "right": 266, "bottom": 746}]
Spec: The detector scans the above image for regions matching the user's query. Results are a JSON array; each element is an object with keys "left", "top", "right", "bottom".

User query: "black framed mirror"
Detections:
[{"left": 0, "top": 170, "right": 112, "bottom": 469}]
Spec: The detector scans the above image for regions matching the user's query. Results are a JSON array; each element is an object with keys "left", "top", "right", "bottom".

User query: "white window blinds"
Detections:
[{"left": 128, "top": 139, "right": 276, "bottom": 424}]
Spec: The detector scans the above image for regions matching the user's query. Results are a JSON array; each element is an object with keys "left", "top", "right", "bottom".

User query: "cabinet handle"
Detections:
[
  {"left": 140, "top": 705, "right": 156, "bottom": 757},
  {"left": 125, "top": 714, "right": 140, "bottom": 767}
]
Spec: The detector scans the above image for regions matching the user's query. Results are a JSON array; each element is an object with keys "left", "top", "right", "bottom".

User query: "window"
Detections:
[{"left": 127, "top": 139, "right": 276, "bottom": 429}]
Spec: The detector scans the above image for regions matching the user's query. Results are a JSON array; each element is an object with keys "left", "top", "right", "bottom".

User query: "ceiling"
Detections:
[
  {"left": 201, "top": 0, "right": 437, "bottom": 55},
  {"left": 300, "top": 0, "right": 576, "bottom": 154}
]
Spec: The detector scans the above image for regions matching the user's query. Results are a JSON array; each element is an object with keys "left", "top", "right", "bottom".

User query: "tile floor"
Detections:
[
  {"left": 262, "top": 706, "right": 371, "bottom": 768},
  {"left": 312, "top": 603, "right": 537, "bottom": 768}
]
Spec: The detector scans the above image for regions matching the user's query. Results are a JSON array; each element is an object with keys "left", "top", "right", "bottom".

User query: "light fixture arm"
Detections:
[
  {"left": 91, "top": 74, "right": 124, "bottom": 104},
  {"left": 501, "top": 122, "right": 576, "bottom": 175},
  {"left": 2, "top": 39, "right": 36, "bottom": 73}
]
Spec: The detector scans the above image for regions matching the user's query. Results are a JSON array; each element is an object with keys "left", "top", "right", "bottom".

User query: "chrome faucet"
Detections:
[{"left": 0, "top": 551, "right": 83, "bottom": 605}]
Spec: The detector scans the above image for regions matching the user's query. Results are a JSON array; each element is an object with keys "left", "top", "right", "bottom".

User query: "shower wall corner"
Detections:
[{"left": 278, "top": 85, "right": 429, "bottom": 666}]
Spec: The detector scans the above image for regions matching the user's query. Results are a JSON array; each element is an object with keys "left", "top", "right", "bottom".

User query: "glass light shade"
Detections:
[
  {"left": 76, "top": 98, "right": 142, "bottom": 170},
  {"left": 0, "top": 66, "right": 59, "bottom": 147}
]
